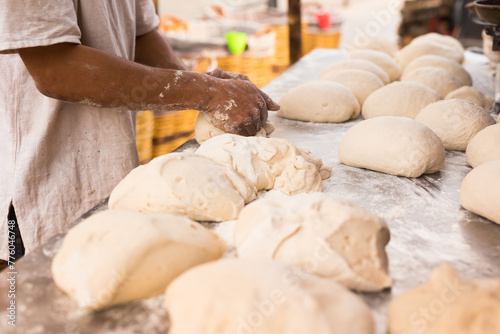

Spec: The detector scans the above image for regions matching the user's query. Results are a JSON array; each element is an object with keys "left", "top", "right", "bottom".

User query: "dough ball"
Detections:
[
  {"left": 401, "top": 66, "right": 463, "bottom": 97},
  {"left": 195, "top": 134, "right": 331, "bottom": 195},
  {"left": 234, "top": 193, "right": 392, "bottom": 292},
  {"left": 466, "top": 124, "right": 500, "bottom": 168},
  {"left": 348, "top": 36, "right": 398, "bottom": 57},
  {"left": 165, "top": 259, "right": 375, "bottom": 334},
  {"left": 396, "top": 39, "right": 464, "bottom": 69},
  {"left": 362, "top": 81, "right": 442, "bottom": 119},
  {"left": 194, "top": 112, "right": 275, "bottom": 144},
  {"left": 339, "top": 116, "right": 445, "bottom": 177},
  {"left": 460, "top": 159, "right": 500, "bottom": 225},
  {"left": 277, "top": 81, "right": 360, "bottom": 123},
  {"left": 319, "top": 59, "right": 390, "bottom": 84},
  {"left": 445, "top": 86, "right": 495, "bottom": 110},
  {"left": 388, "top": 264, "right": 500, "bottom": 334},
  {"left": 52, "top": 210, "right": 225, "bottom": 310},
  {"left": 108, "top": 152, "right": 256, "bottom": 221},
  {"left": 415, "top": 99, "right": 496, "bottom": 151},
  {"left": 403, "top": 54, "right": 472, "bottom": 86},
  {"left": 320, "top": 69, "right": 384, "bottom": 107},
  {"left": 412, "top": 32, "right": 465, "bottom": 55},
  {"left": 346, "top": 49, "right": 402, "bottom": 81}
]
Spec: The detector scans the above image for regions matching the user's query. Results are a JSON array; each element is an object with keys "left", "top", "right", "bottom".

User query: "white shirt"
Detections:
[{"left": 0, "top": 0, "right": 159, "bottom": 260}]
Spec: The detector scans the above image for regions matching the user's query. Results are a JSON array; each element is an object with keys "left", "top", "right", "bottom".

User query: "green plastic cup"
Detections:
[{"left": 224, "top": 31, "right": 247, "bottom": 55}]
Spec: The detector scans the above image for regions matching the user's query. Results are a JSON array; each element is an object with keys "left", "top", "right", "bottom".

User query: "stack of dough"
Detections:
[
  {"left": 233, "top": 193, "right": 393, "bottom": 292},
  {"left": 165, "top": 259, "right": 376, "bottom": 334},
  {"left": 388, "top": 264, "right": 500, "bottom": 334},
  {"left": 466, "top": 124, "right": 500, "bottom": 167}
]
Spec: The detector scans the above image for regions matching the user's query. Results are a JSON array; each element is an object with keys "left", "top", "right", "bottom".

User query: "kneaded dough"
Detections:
[
  {"left": 348, "top": 36, "right": 398, "bottom": 57},
  {"left": 277, "top": 81, "right": 360, "bottom": 123},
  {"left": 412, "top": 32, "right": 465, "bottom": 55},
  {"left": 52, "top": 210, "right": 225, "bottom": 310},
  {"left": 234, "top": 193, "right": 392, "bottom": 292},
  {"left": 396, "top": 39, "right": 464, "bottom": 69},
  {"left": 320, "top": 69, "right": 384, "bottom": 107},
  {"left": 165, "top": 259, "right": 375, "bottom": 334},
  {"left": 109, "top": 152, "right": 256, "bottom": 221},
  {"left": 460, "top": 159, "right": 500, "bottom": 225},
  {"left": 401, "top": 66, "right": 463, "bottom": 97},
  {"left": 319, "top": 59, "right": 390, "bottom": 84},
  {"left": 466, "top": 124, "right": 500, "bottom": 167},
  {"left": 346, "top": 49, "right": 402, "bottom": 81},
  {"left": 388, "top": 264, "right": 500, "bottom": 334},
  {"left": 403, "top": 54, "right": 472, "bottom": 86},
  {"left": 194, "top": 112, "right": 275, "bottom": 144},
  {"left": 362, "top": 81, "right": 442, "bottom": 119},
  {"left": 445, "top": 86, "right": 495, "bottom": 110},
  {"left": 415, "top": 99, "right": 496, "bottom": 151},
  {"left": 339, "top": 116, "right": 445, "bottom": 177},
  {"left": 195, "top": 134, "right": 331, "bottom": 195}
]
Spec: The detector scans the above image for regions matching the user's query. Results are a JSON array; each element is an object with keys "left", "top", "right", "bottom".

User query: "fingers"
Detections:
[{"left": 257, "top": 89, "right": 280, "bottom": 111}]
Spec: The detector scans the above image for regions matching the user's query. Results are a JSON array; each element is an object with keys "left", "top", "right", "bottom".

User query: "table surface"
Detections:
[{"left": 1, "top": 49, "right": 499, "bottom": 334}]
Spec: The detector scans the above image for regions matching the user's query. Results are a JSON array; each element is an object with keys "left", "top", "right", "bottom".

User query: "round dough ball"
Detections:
[
  {"left": 320, "top": 69, "right": 384, "bottom": 107},
  {"left": 403, "top": 54, "right": 472, "bottom": 86},
  {"left": 319, "top": 59, "right": 390, "bottom": 84},
  {"left": 165, "top": 259, "right": 375, "bottom": 334},
  {"left": 348, "top": 36, "right": 398, "bottom": 57},
  {"left": 396, "top": 39, "right": 464, "bottom": 69},
  {"left": 415, "top": 99, "right": 496, "bottom": 151},
  {"left": 445, "top": 86, "right": 495, "bottom": 110},
  {"left": 466, "top": 124, "right": 500, "bottom": 167},
  {"left": 277, "top": 81, "right": 360, "bottom": 123},
  {"left": 401, "top": 66, "right": 463, "bottom": 97},
  {"left": 362, "top": 81, "right": 442, "bottom": 119},
  {"left": 412, "top": 32, "right": 465, "bottom": 55},
  {"left": 346, "top": 49, "right": 402, "bottom": 81},
  {"left": 339, "top": 116, "right": 445, "bottom": 178},
  {"left": 52, "top": 210, "right": 225, "bottom": 310},
  {"left": 460, "top": 159, "right": 500, "bottom": 225}
]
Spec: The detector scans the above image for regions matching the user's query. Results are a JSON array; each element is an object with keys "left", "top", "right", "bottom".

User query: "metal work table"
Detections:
[{"left": 1, "top": 49, "right": 499, "bottom": 334}]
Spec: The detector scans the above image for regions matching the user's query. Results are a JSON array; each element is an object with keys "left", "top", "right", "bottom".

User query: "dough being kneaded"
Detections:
[
  {"left": 234, "top": 193, "right": 393, "bottom": 292},
  {"left": 52, "top": 210, "right": 225, "bottom": 310}
]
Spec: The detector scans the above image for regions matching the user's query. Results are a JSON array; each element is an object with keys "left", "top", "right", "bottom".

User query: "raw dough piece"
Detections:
[
  {"left": 460, "top": 159, "right": 500, "bottom": 225},
  {"left": 388, "top": 264, "right": 500, "bottom": 334},
  {"left": 445, "top": 86, "right": 495, "bottom": 110},
  {"left": 165, "top": 259, "right": 375, "bottom": 334},
  {"left": 396, "top": 39, "right": 464, "bottom": 69},
  {"left": 466, "top": 124, "right": 500, "bottom": 167},
  {"left": 195, "top": 134, "right": 331, "bottom": 195},
  {"left": 415, "top": 99, "right": 496, "bottom": 151},
  {"left": 339, "top": 116, "right": 445, "bottom": 177},
  {"left": 277, "top": 81, "right": 360, "bottom": 123},
  {"left": 52, "top": 210, "right": 225, "bottom": 310},
  {"left": 412, "top": 32, "right": 465, "bottom": 55},
  {"left": 401, "top": 66, "right": 463, "bottom": 97},
  {"left": 109, "top": 153, "right": 256, "bottom": 221},
  {"left": 348, "top": 36, "right": 398, "bottom": 57},
  {"left": 403, "top": 54, "right": 472, "bottom": 86},
  {"left": 320, "top": 69, "right": 384, "bottom": 107},
  {"left": 362, "top": 81, "right": 442, "bottom": 119},
  {"left": 234, "top": 193, "right": 392, "bottom": 292},
  {"left": 319, "top": 59, "right": 390, "bottom": 84},
  {"left": 346, "top": 49, "right": 402, "bottom": 81},
  {"left": 194, "top": 112, "right": 275, "bottom": 144}
]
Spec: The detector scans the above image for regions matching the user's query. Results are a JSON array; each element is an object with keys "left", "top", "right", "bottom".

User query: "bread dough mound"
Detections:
[
  {"left": 165, "top": 259, "right": 375, "bottom": 334},
  {"left": 52, "top": 210, "right": 225, "bottom": 310},
  {"left": 388, "top": 264, "right": 500, "bottom": 334},
  {"left": 319, "top": 59, "right": 390, "bottom": 84},
  {"left": 194, "top": 112, "right": 275, "bottom": 144},
  {"left": 412, "top": 32, "right": 465, "bottom": 55},
  {"left": 346, "top": 49, "right": 402, "bottom": 81},
  {"left": 460, "top": 159, "right": 500, "bottom": 225},
  {"left": 466, "top": 124, "right": 500, "bottom": 168},
  {"left": 415, "top": 99, "right": 496, "bottom": 151},
  {"left": 339, "top": 116, "right": 445, "bottom": 177},
  {"left": 403, "top": 54, "right": 472, "bottom": 86},
  {"left": 109, "top": 152, "right": 256, "bottom": 221},
  {"left": 320, "top": 69, "right": 384, "bottom": 107},
  {"left": 445, "top": 86, "right": 495, "bottom": 110},
  {"left": 348, "top": 36, "right": 398, "bottom": 57},
  {"left": 362, "top": 81, "right": 442, "bottom": 119},
  {"left": 234, "top": 193, "right": 392, "bottom": 292},
  {"left": 401, "top": 66, "right": 463, "bottom": 97},
  {"left": 195, "top": 134, "right": 331, "bottom": 195},
  {"left": 277, "top": 81, "right": 360, "bottom": 123},
  {"left": 396, "top": 39, "right": 464, "bottom": 69}
]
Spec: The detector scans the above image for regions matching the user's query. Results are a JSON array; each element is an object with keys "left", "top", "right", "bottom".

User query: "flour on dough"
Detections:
[
  {"left": 319, "top": 59, "right": 390, "bottom": 84},
  {"left": 445, "top": 86, "right": 495, "bottom": 110},
  {"left": 401, "top": 66, "right": 463, "bottom": 97},
  {"left": 403, "top": 54, "right": 472, "bottom": 86},
  {"left": 346, "top": 49, "right": 402, "bottom": 81}
]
